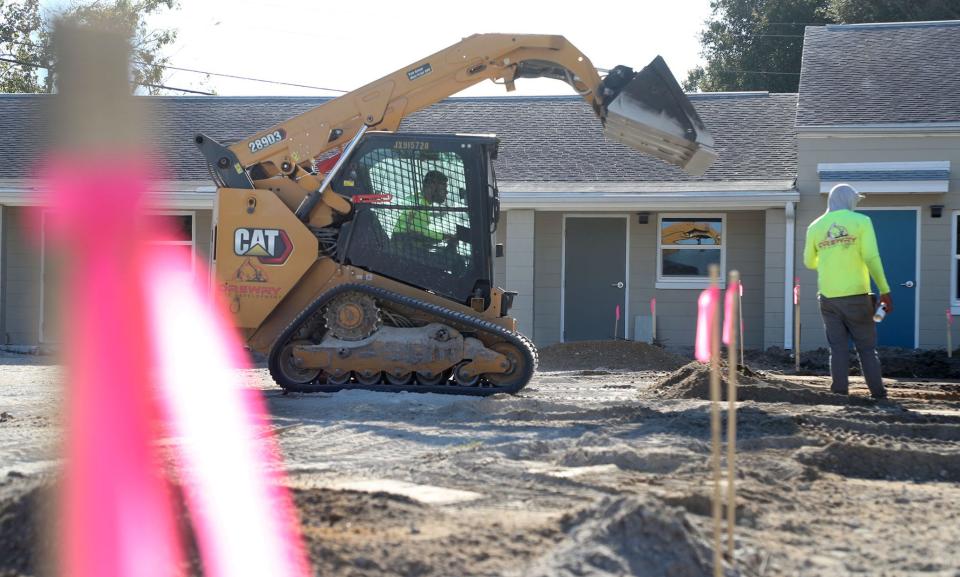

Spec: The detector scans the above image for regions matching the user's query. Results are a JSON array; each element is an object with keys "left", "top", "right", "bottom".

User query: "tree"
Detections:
[
  {"left": 0, "top": 0, "right": 180, "bottom": 94},
  {"left": 684, "top": 0, "right": 960, "bottom": 93},
  {"left": 828, "top": 0, "right": 960, "bottom": 22}
]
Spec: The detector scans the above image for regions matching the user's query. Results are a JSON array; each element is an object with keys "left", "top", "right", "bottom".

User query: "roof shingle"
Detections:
[
  {"left": 797, "top": 20, "right": 960, "bottom": 127},
  {"left": 0, "top": 92, "right": 797, "bottom": 184}
]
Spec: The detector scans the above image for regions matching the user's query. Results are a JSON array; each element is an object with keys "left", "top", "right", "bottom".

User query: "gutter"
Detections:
[
  {"left": 499, "top": 190, "right": 800, "bottom": 211},
  {"left": 798, "top": 122, "right": 960, "bottom": 137}
]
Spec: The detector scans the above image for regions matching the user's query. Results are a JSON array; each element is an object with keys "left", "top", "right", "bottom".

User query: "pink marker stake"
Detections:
[
  {"left": 696, "top": 286, "right": 721, "bottom": 363},
  {"left": 948, "top": 309, "right": 954, "bottom": 358},
  {"left": 614, "top": 304, "right": 621, "bottom": 339},
  {"left": 651, "top": 298, "right": 657, "bottom": 344}
]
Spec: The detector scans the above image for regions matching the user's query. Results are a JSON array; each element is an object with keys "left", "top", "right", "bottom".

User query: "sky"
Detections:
[{"left": 135, "top": 0, "right": 715, "bottom": 97}]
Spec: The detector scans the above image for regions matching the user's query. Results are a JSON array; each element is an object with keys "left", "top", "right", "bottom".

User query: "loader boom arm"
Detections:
[
  {"left": 200, "top": 35, "right": 608, "bottom": 185},
  {"left": 195, "top": 33, "right": 716, "bottom": 222}
]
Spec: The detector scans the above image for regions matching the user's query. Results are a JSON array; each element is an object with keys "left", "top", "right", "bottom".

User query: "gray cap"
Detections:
[{"left": 827, "top": 183, "right": 864, "bottom": 212}]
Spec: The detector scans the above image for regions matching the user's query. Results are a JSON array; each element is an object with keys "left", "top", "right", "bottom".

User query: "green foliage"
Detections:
[
  {"left": 0, "top": 0, "right": 43, "bottom": 92},
  {"left": 827, "top": 0, "right": 960, "bottom": 22},
  {"left": 685, "top": 0, "right": 960, "bottom": 93},
  {"left": 0, "top": 0, "right": 179, "bottom": 94}
]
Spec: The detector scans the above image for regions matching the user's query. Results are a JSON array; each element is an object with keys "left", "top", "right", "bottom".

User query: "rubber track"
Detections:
[{"left": 268, "top": 283, "right": 538, "bottom": 396}]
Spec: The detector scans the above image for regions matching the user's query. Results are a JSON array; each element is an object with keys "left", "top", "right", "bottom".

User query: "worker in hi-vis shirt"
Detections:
[{"left": 803, "top": 183, "right": 893, "bottom": 400}]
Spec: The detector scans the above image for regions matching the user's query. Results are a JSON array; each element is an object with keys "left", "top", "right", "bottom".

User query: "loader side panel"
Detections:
[{"left": 215, "top": 188, "right": 318, "bottom": 328}]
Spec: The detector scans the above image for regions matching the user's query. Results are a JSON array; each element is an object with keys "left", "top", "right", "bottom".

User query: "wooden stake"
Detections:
[
  {"left": 708, "top": 264, "right": 723, "bottom": 577},
  {"left": 738, "top": 283, "right": 745, "bottom": 368},
  {"left": 726, "top": 271, "right": 740, "bottom": 563},
  {"left": 794, "top": 281, "right": 801, "bottom": 372}
]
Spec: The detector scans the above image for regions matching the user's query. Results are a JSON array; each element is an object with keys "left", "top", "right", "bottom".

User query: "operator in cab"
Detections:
[
  {"left": 803, "top": 183, "right": 893, "bottom": 400},
  {"left": 393, "top": 170, "right": 451, "bottom": 243}
]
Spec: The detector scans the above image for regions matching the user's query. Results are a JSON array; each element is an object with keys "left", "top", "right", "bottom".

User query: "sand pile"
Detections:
[
  {"left": 528, "top": 496, "right": 715, "bottom": 577},
  {"left": 538, "top": 341, "right": 687, "bottom": 372},
  {"left": 0, "top": 478, "right": 50, "bottom": 577},
  {"left": 653, "top": 361, "right": 872, "bottom": 405}
]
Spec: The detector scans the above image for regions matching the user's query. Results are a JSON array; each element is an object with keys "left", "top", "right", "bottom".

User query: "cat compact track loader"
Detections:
[{"left": 194, "top": 34, "right": 716, "bottom": 396}]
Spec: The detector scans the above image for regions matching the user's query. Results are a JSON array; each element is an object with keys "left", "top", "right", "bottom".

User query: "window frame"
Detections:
[
  {"left": 952, "top": 211, "right": 960, "bottom": 312},
  {"left": 147, "top": 210, "right": 196, "bottom": 272},
  {"left": 656, "top": 213, "right": 726, "bottom": 289}
]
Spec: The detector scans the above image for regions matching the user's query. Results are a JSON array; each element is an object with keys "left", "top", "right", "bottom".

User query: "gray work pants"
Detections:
[{"left": 818, "top": 294, "right": 887, "bottom": 398}]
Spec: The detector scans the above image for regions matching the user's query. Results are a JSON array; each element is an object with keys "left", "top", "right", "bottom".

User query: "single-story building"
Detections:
[
  {"left": 793, "top": 20, "right": 960, "bottom": 350},
  {"left": 0, "top": 91, "right": 798, "bottom": 351},
  {"left": 0, "top": 19, "right": 957, "bottom": 354}
]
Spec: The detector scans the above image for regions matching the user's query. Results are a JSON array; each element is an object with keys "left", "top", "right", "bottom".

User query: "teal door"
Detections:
[{"left": 858, "top": 210, "right": 917, "bottom": 348}]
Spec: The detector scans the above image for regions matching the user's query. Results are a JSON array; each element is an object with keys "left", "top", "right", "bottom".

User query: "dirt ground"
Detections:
[{"left": 2, "top": 345, "right": 960, "bottom": 577}]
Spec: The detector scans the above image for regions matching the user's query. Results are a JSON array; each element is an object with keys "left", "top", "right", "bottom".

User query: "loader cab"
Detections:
[{"left": 332, "top": 132, "right": 500, "bottom": 306}]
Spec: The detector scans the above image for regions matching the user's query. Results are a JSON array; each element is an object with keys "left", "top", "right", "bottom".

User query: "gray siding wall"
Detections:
[
  {"left": 533, "top": 212, "right": 562, "bottom": 345},
  {"left": 531, "top": 210, "right": 767, "bottom": 350},
  {"left": 505, "top": 210, "right": 535, "bottom": 335},
  {"left": 795, "top": 134, "right": 960, "bottom": 350},
  {"left": 493, "top": 218, "right": 506, "bottom": 288},
  {"left": 195, "top": 209, "right": 213, "bottom": 265},
  {"left": 2, "top": 207, "right": 42, "bottom": 345},
  {"left": 0, "top": 207, "right": 215, "bottom": 347}
]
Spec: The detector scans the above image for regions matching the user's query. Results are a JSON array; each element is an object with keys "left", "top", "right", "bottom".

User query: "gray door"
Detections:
[{"left": 564, "top": 217, "right": 627, "bottom": 341}]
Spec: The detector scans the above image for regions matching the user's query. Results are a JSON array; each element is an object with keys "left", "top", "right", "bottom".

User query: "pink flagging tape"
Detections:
[
  {"left": 696, "top": 286, "right": 721, "bottom": 363},
  {"left": 146, "top": 249, "right": 309, "bottom": 577},
  {"left": 723, "top": 281, "right": 740, "bottom": 346},
  {"left": 650, "top": 298, "right": 656, "bottom": 313},
  {"left": 948, "top": 309, "right": 953, "bottom": 325},
  {"left": 615, "top": 304, "right": 621, "bottom": 321}
]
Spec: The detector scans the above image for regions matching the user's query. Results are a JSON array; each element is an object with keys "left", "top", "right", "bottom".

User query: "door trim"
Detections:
[
  {"left": 560, "top": 214, "right": 630, "bottom": 343},
  {"left": 857, "top": 206, "right": 920, "bottom": 349}
]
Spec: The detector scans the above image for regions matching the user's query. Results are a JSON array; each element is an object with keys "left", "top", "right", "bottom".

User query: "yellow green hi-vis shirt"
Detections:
[{"left": 803, "top": 209, "right": 890, "bottom": 298}]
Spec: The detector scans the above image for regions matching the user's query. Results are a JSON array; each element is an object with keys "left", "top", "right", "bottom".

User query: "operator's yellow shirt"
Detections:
[{"left": 803, "top": 209, "right": 890, "bottom": 297}]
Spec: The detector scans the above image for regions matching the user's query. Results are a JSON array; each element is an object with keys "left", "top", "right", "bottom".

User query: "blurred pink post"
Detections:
[
  {"left": 47, "top": 159, "right": 185, "bottom": 577},
  {"left": 696, "top": 286, "right": 721, "bottom": 363},
  {"left": 147, "top": 251, "right": 309, "bottom": 577},
  {"left": 46, "top": 24, "right": 308, "bottom": 577}
]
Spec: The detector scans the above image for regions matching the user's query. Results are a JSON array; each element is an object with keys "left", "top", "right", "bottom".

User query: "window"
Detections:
[
  {"left": 146, "top": 211, "right": 195, "bottom": 270},
  {"left": 333, "top": 136, "right": 489, "bottom": 304},
  {"left": 953, "top": 212, "right": 960, "bottom": 310},
  {"left": 656, "top": 214, "right": 725, "bottom": 288}
]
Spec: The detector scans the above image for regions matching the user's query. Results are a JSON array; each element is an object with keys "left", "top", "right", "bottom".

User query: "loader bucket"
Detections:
[{"left": 602, "top": 57, "right": 717, "bottom": 176}]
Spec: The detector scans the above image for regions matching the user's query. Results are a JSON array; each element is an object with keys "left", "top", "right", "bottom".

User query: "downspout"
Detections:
[{"left": 784, "top": 201, "right": 796, "bottom": 349}]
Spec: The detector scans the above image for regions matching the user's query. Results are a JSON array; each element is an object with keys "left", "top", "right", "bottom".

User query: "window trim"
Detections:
[
  {"left": 38, "top": 210, "right": 197, "bottom": 345},
  {"left": 656, "top": 213, "right": 726, "bottom": 289},
  {"left": 148, "top": 210, "right": 196, "bottom": 271},
  {"left": 953, "top": 210, "right": 960, "bottom": 312}
]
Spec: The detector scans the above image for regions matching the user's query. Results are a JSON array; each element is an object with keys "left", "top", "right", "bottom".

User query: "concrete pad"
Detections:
[
  {"left": 325, "top": 478, "right": 484, "bottom": 505},
  {"left": 526, "top": 463, "right": 621, "bottom": 478},
  {"left": 911, "top": 408, "right": 960, "bottom": 418}
]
